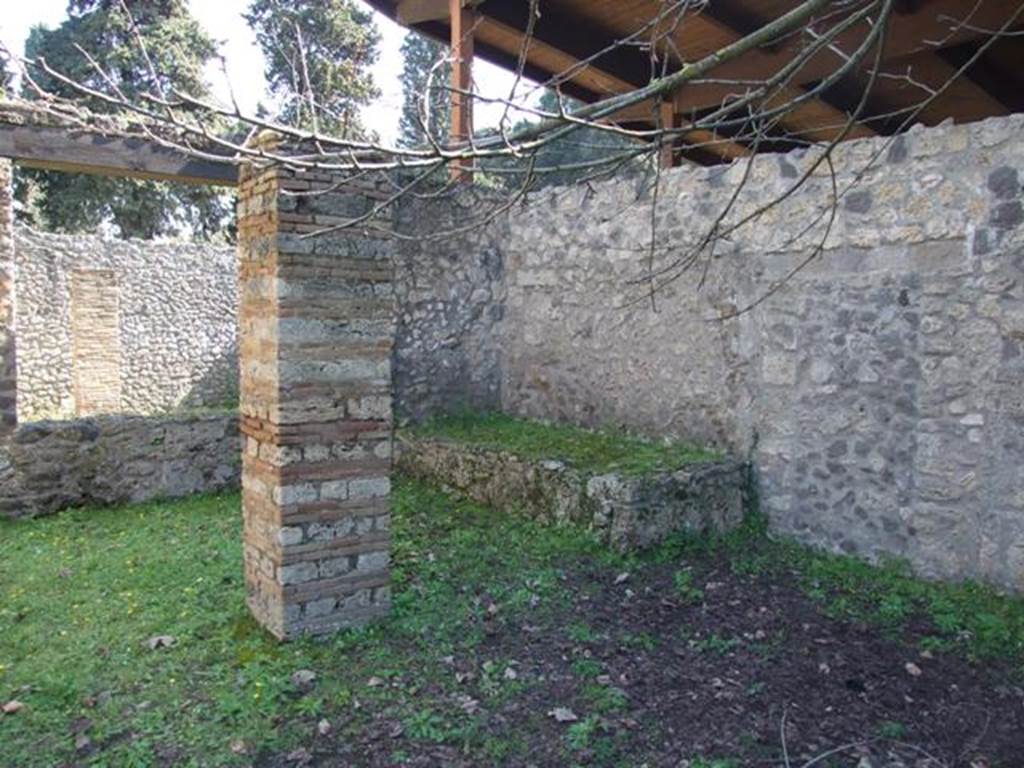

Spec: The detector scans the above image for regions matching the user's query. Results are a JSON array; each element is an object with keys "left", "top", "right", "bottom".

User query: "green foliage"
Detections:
[
  {"left": 877, "top": 720, "right": 908, "bottom": 740},
  {"left": 0, "top": 479, "right": 610, "bottom": 766},
  {"left": 692, "top": 634, "right": 742, "bottom": 656},
  {"left": 567, "top": 622, "right": 600, "bottom": 644},
  {"left": 581, "top": 683, "right": 628, "bottom": 715},
  {"left": 571, "top": 658, "right": 603, "bottom": 678},
  {"left": 479, "top": 89, "right": 645, "bottom": 191},
  {"left": 566, "top": 714, "right": 602, "bottom": 751},
  {"left": 402, "top": 708, "right": 452, "bottom": 743},
  {"left": 2, "top": 475, "right": 1023, "bottom": 766},
  {"left": 672, "top": 570, "right": 705, "bottom": 603},
  {"left": 410, "top": 410, "right": 718, "bottom": 475},
  {"left": 398, "top": 30, "right": 450, "bottom": 148},
  {"left": 244, "top": 0, "right": 379, "bottom": 137},
  {"left": 17, "top": 0, "right": 231, "bottom": 238},
  {"left": 0, "top": 48, "right": 13, "bottom": 97},
  {"left": 652, "top": 511, "right": 1024, "bottom": 662}
]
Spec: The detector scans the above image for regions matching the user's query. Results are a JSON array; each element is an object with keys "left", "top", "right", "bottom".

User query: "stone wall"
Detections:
[
  {"left": 0, "top": 412, "right": 239, "bottom": 518},
  {"left": 14, "top": 227, "right": 237, "bottom": 420},
  {"left": 392, "top": 190, "right": 506, "bottom": 421},
  {"left": 395, "top": 115, "right": 1024, "bottom": 593},
  {"left": 0, "top": 160, "right": 15, "bottom": 435}
]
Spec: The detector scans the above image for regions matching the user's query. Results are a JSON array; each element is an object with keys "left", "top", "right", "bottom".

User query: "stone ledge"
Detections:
[
  {"left": 0, "top": 411, "right": 240, "bottom": 519},
  {"left": 397, "top": 435, "right": 749, "bottom": 551}
]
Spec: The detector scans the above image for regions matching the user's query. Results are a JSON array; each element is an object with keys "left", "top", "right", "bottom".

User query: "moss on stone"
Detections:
[{"left": 408, "top": 411, "right": 719, "bottom": 476}]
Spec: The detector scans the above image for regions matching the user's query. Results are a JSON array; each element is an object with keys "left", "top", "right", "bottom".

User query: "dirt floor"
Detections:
[{"left": 265, "top": 548, "right": 1024, "bottom": 768}]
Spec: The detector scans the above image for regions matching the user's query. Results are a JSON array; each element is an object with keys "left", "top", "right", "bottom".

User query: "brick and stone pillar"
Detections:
[
  {"left": 237, "top": 160, "right": 394, "bottom": 639},
  {"left": 0, "top": 160, "right": 16, "bottom": 436}
]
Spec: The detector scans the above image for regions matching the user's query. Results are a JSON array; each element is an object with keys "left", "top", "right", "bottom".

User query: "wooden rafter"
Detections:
[
  {"left": 551, "top": 0, "right": 876, "bottom": 143},
  {"left": 471, "top": 0, "right": 751, "bottom": 163},
  {"left": 369, "top": 0, "right": 1022, "bottom": 156},
  {"left": 669, "top": 0, "right": 1023, "bottom": 113},
  {"left": 659, "top": 99, "right": 679, "bottom": 169},
  {"left": 856, "top": 49, "right": 1010, "bottom": 128},
  {"left": 397, "top": 0, "right": 450, "bottom": 25}
]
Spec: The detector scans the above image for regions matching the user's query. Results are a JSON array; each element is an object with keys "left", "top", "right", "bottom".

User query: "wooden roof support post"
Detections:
[
  {"left": 449, "top": 0, "right": 475, "bottom": 182},
  {"left": 659, "top": 99, "right": 679, "bottom": 170}
]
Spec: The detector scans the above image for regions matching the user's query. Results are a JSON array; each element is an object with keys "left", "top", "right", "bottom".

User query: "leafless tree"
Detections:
[{"left": 2, "top": 0, "right": 1023, "bottom": 310}]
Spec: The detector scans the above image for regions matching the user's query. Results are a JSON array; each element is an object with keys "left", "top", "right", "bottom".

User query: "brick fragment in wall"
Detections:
[
  {"left": 70, "top": 270, "right": 122, "bottom": 415},
  {"left": 238, "top": 166, "right": 394, "bottom": 640}
]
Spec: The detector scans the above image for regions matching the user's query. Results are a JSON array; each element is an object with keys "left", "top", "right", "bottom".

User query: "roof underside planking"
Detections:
[{"left": 368, "top": 0, "right": 1024, "bottom": 166}]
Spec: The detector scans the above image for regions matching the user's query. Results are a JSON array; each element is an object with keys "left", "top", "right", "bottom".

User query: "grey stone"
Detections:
[
  {"left": 845, "top": 190, "right": 873, "bottom": 214},
  {"left": 992, "top": 201, "right": 1023, "bottom": 230},
  {"left": 1, "top": 413, "right": 239, "bottom": 519},
  {"left": 988, "top": 166, "right": 1020, "bottom": 200}
]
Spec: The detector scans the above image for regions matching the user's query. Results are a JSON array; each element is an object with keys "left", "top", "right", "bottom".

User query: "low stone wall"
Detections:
[
  {"left": 0, "top": 411, "right": 240, "bottom": 519},
  {"left": 398, "top": 436, "right": 747, "bottom": 550}
]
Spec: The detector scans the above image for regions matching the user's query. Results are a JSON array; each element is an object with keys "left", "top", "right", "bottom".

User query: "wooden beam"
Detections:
[
  {"left": 670, "top": 0, "right": 1023, "bottom": 113},
  {"left": 860, "top": 50, "right": 1009, "bottom": 128},
  {"left": 640, "top": 4, "right": 878, "bottom": 142},
  {"left": 973, "top": 37, "right": 1024, "bottom": 113},
  {"left": 483, "top": 0, "right": 875, "bottom": 146},
  {"left": 449, "top": 0, "right": 474, "bottom": 182},
  {"left": 660, "top": 100, "right": 679, "bottom": 169},
  {"left": 397, "top": 0, "right": 450, "bottom": 25},
  {"left": 0, "top": 123, "right": 237, "bottom": 186},
  {"left": 477, "top": 0, "right": 751, "bottom": 163}
]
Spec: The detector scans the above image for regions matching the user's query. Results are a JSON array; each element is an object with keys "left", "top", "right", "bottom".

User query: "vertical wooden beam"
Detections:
[
  {"left": 450, "top": 0, "right": 475, "bottom": 182},
  {"left": 659, "top": 99, "right": 679, "bottom": 170}
]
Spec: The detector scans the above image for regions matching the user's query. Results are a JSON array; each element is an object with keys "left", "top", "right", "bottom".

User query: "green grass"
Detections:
[
  {"left": 0, "top": 480, "right": 624, "bottom": 767},
  {"left": 672, "top": 569, "right": 705, "bottom": 603},
  {"left": 407, "top": 410, "right": 718, "bottom": 475},
  {"left": 659, "top": 513, "right": 1024, "bottom": 663},
  {"left": 2, "top": 479, "right": 1024, "bottom": 766}
]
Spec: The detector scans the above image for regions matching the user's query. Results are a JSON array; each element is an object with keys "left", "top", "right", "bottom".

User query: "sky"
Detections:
[{"left": 0, "top": 0, "right": 537, "bottom": 147}]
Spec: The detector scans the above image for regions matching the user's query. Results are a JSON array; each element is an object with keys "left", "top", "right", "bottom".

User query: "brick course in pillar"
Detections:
[
  {"left": 237, "top": 164, "right": 394, "bottom": 639},
  {"left": 0, "top": 160, "right": 16, "bottom": 435}
]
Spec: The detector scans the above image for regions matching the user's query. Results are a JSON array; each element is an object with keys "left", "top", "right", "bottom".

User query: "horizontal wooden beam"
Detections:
[
  {"left": 0, "top": 123, "right": 238, "bottom": 186},
  {"left": 859, "top": 49, "right": 1010, "bottom": 128},
  {"left": 398, "top": 0, "right": 479, "bottom": 25},
  {"left": 397, "top": 0, "right": 450, "bottom": 25}
]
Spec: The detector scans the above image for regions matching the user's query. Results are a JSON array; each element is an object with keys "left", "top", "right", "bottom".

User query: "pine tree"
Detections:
[
  {"left": 398, "top": 30, "right": 451, "bottom": 148},
  {"left": 481, "top": 90, "right": 641, "bottom": 190},
  {"left": 244, "top": 0, "right": 380, "bottom": 138},
  {"left": 17, "top": 0, "right": 231, "bottom": 239}
]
